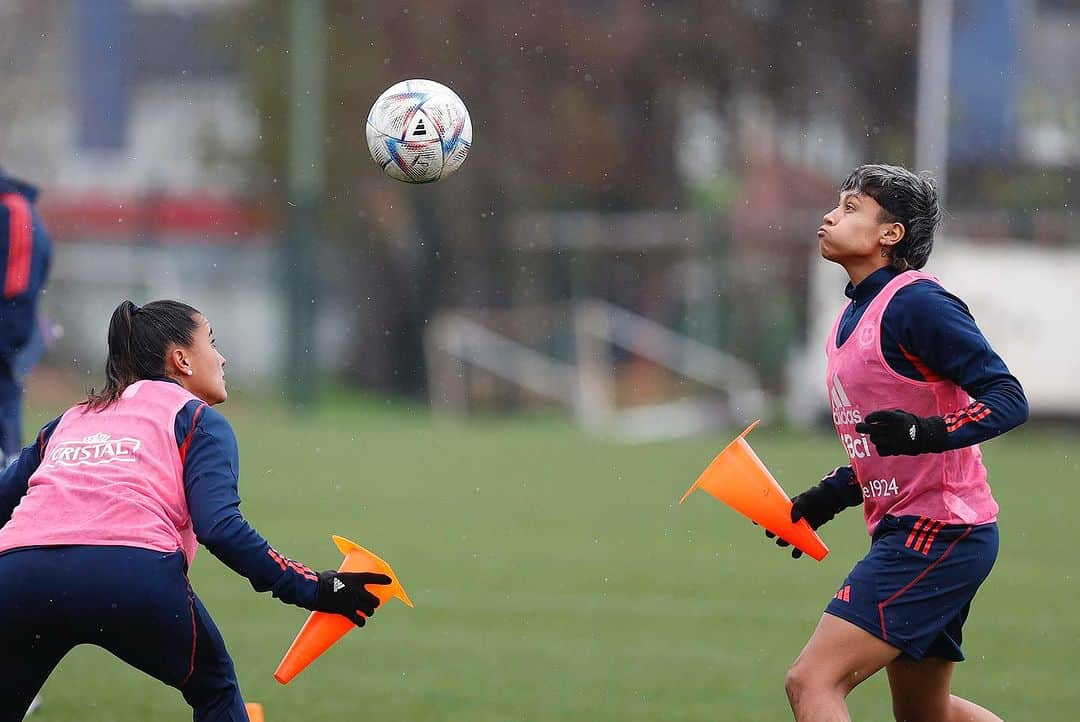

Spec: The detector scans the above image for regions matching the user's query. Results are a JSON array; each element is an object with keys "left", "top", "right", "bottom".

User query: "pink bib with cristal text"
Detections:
[{"left": 0, "top": 380, "right": 201, "bottom": 564}]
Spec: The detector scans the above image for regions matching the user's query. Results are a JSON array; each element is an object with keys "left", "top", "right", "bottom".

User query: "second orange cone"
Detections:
[
  {"left": 679, "top": 420, "right": 829, "bottom": 561},
  {"left": 274, "top": 536, "right": 414, "bottom": 685}
]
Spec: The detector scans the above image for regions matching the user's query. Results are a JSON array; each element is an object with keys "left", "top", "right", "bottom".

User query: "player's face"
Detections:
[
  {"left": 183, "top": 315, "right": 228, "bottom": 405},
  {"left": 818, "top": 191, "right": 892, "bottom": 265}
]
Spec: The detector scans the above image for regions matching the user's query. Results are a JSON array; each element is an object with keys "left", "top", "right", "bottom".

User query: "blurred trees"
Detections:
[{"left": 233, "top": 0, "right": 920, "bottom": 393}]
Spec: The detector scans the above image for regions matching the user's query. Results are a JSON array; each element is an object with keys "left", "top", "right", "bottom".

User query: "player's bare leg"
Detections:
[
  {"left": 887, "top": 656, "right": 1003, "bottom": 722},
  {"left": 785, "top": 613, "right": 900, "bottom": 722}
]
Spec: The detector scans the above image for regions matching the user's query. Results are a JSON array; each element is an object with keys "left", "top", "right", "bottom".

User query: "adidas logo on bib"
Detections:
[{"left": 830, "top": 374, "right": 863, "bottom": 425}]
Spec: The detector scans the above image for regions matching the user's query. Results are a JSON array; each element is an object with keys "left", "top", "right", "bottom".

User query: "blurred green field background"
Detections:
[{"left": 22, "top": 391, "right": 1079, "bottom": 721}]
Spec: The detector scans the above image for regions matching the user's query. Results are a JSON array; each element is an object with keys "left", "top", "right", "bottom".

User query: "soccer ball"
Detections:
[{"left": 366, "top": 79, "right": 472, "bottom": 184}]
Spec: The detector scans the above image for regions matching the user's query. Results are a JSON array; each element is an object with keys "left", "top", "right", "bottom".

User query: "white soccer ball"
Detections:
[{"left": 366, "top": 79, "right": 472, "bottom": 184}]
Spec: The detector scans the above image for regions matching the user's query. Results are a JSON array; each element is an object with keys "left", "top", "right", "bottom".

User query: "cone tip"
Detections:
[
  {"left": 678, "top": 481, "right": 697, "bottom": 504},
  {"left": 331, "top": 534, "right": 414, "bottom": 607},
  {"left": 332, "top": 534, "right": 357, "bottom": 554},
  {"left": 738, "top": 419, "right": 762, "bottom": 439}
]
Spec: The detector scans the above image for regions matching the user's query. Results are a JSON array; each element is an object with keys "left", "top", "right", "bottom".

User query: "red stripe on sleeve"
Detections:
[
  {"left": 178, "top": 404, "right": 207, "bottom": 464},
  {"left": 286, "top": 561, "right": 318, "bottom": 582},
  {"left": 945, "top": 403, "right": 991, "bottom": 432},
  {"left": 898, "top": 344, "right": 945, "bottom": 382},
  {"left": 267, "top": 548, "right": 318, "bottom": 581},
  {"left": 267, "top": 548, "right": 288, "bottom": 571},
  {"left": 1, "top": 193, "right": 33, "bottom": 298}
]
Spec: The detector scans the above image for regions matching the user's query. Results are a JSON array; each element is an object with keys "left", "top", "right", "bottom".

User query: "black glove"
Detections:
[
  {"left": 855, "top": 409, "right": 947, "bottom": 456},
  {"left": 313, "top": 571, "right": 392, "bottom": 627},
  {"left": 765, "top": 467, "right": 860, "bottom": 559}
]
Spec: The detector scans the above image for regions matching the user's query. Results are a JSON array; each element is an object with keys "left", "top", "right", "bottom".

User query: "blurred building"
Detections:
[
  {"left": 0, "top": 0, "right": 288, "bottom": 381},
  {"left": 0, "top": 0, "right": 1075, "bottom": 424}
]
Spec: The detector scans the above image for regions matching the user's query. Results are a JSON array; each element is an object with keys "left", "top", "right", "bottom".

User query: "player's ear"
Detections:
[
  {"left": 880, "top": 221, "right": 905, "bottom": 249},
  {"left": 165, "top": 345, "right": 191, "bottom": 378}
]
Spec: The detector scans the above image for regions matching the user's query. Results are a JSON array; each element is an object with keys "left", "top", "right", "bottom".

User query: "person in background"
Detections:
[{"left": 0, "top": 165, "right": 53, "bottom": 467}]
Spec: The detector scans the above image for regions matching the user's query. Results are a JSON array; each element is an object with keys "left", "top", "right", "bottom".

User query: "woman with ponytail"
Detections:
[{"left": 0, "top": 300, "right": 390, "bottom": 721}]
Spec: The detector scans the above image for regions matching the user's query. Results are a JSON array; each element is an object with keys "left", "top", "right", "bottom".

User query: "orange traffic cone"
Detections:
[
  {"left": 274, "top": 536, "right": 414, "bottom": 685},
  {"left": 679, "top": 420, "right": 829, "bottom": 561},
  {"left": 245, "top": 702, "right": 265, "bottom": 722}
]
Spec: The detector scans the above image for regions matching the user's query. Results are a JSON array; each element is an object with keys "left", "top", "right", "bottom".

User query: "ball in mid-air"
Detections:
[{"left": 366, "top": 79, "right": 472, "bottom": 184}]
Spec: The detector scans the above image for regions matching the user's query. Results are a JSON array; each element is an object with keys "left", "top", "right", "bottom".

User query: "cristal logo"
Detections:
[
  {"left": 48, "top": 432, "right": 141, "bottom": 467},
  {"left": 830, "top": 374, "right": 862, "bottom": 425}
]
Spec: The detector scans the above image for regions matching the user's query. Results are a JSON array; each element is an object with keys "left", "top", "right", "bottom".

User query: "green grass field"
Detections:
[{"left": 21, "top": 393, "right": 1080, "bottom": 721}]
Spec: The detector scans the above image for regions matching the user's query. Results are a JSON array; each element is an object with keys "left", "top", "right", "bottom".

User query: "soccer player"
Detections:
[
  {"left": 771, "top": 165, "right": 1028, "bottom": 722},
  {"left": 0, "top": 166, "right": 53, "bottom": 467},
  {"left": 0, "top": 300, "right": 392, "bottom": 721}
]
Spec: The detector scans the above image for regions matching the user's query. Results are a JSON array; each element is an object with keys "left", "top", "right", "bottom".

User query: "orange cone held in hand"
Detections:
[
  {"left": 679, "top": 420, "right": 830, "bottom": 561},
  {"left": 274, "top": 536, "right": 413, "bottom": 685},
  {"left": 245, "top": 703, "right": 265, "bottom": 722}
]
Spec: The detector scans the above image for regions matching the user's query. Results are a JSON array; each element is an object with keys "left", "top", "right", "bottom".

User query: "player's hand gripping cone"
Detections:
[
  {"left": 274, "top": 536, "right": 414, "bottom": 684},
  {"left": 679, "top": 421, "right": 830, "bottom": 561}
]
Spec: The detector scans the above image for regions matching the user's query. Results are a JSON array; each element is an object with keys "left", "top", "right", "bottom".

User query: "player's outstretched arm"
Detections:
[
  {"left": 0, "top": 443, "right": 37, "bottom": 526},
  {"left": 765, "top": 466, "right": 862, "bottom": 559},
  {"left": 179, "top": 404, "right": 389, "bottom": 625},
  {"left": 0, "top": 417, "right": 60, "bottom": 526}
]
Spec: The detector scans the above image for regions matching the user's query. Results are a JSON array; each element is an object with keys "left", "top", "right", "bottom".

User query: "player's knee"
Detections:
[
  {"left": 786, "top": 657, "right": 850, "bottom": 706},
  {"left": 784, "top": 660, "right": 819, "bottom": 706},
  {"left": 784, "top": 664, "right": 801, "bottom": 705}
]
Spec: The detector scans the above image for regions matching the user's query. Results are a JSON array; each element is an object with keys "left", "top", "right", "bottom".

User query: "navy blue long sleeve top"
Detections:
[
  {"left": 0, "top": 398, "right": 319, "bottom": 609},
  {"left": 835, "top": 266, "right": 1029, "bottom": 449},
  {"left": 0, "top": 169, "right": 52, "bottom": 368}
]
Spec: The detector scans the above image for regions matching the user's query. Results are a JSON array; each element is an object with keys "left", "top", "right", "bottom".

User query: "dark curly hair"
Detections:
[{"left": 840, "top": 164, "right": 943, "bottom": 271}]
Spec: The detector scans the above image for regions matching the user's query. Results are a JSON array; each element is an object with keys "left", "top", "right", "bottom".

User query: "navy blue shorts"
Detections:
[
  {"left": 825, "top": 514, "right": 999, "bottom": 662},
  {"left": 0, "top": 545, "right": 247, "bottom": 722}
]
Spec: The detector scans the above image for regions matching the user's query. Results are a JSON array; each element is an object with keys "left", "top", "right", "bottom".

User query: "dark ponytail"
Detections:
[{"left": 85, "top": 299, "right": 201, "bottom": 410}]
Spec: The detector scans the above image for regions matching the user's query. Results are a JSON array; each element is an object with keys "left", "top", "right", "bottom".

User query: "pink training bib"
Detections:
[
  {"left": 825, "top": 270, "right": 998, "bottom": 534},
  {"left": 0, "top": 380, "right": 202, "bottom": 564}
]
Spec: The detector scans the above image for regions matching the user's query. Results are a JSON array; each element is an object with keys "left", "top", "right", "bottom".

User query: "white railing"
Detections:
[
  {"left": 425, "top": 299, "right": 767, "bottom": 441},
  {"left": 573, "top": 299, "right": 767, "bottom": 439},
  {"left": 424, "top": 314, "right": 577, "bottom": 413}
]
